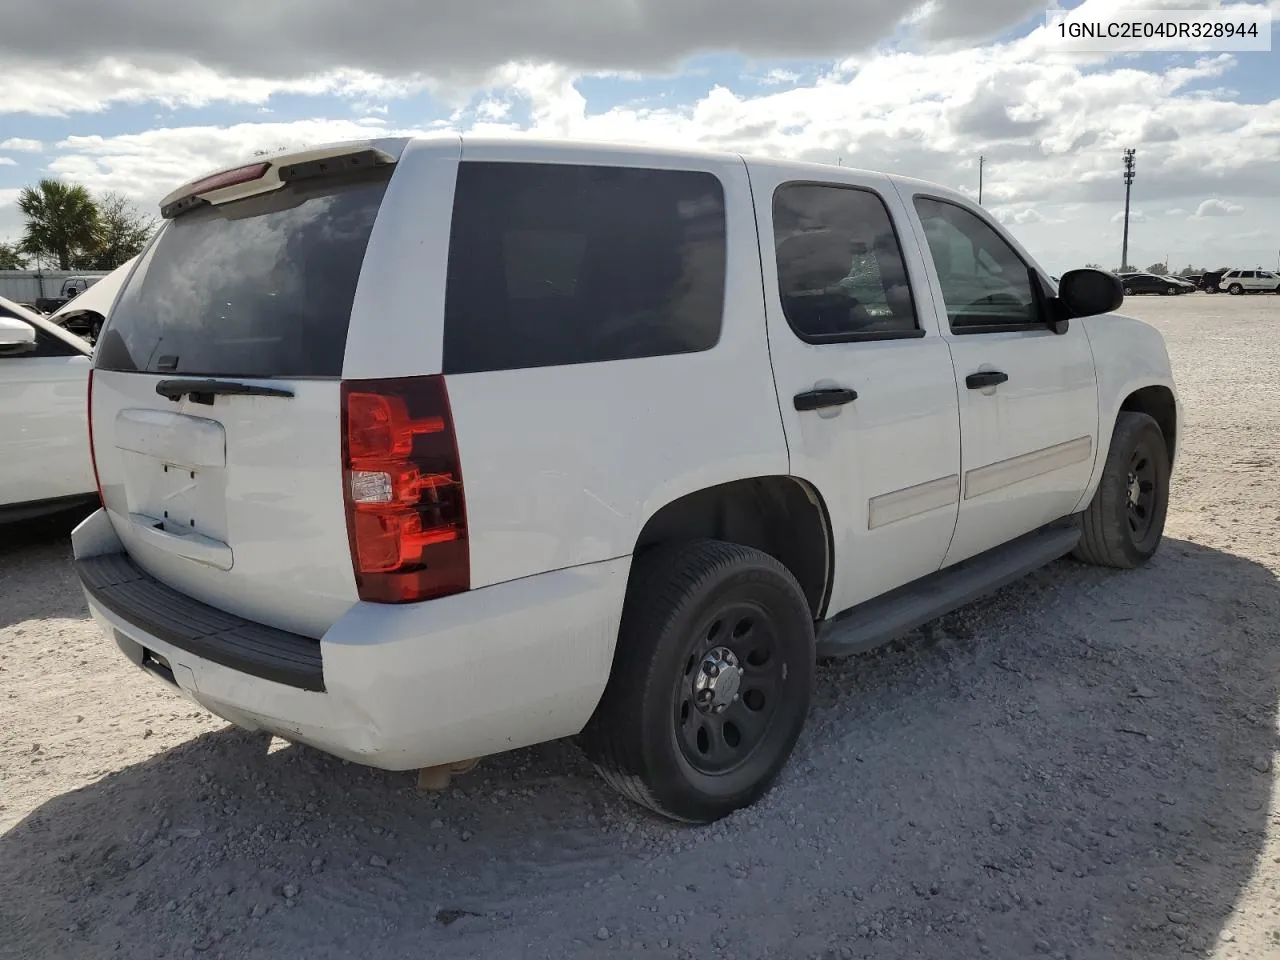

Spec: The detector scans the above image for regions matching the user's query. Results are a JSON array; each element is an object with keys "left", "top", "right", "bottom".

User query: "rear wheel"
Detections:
[
  {"left": 1228, "top": 283, "right": 1244, "bottom": 295},
  {"left": 1073, "top": 412, "right": 1170, "bottom": 569},
  {"left": 580, "top": 539, "right": 815, "bottom": 823}
]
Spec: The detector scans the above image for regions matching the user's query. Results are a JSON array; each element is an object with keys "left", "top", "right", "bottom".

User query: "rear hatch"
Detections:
[{"left": 91, "top": 145, "right": 402, "bottom": 638}]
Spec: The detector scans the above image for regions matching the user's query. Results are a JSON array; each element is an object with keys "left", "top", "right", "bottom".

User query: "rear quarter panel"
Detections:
[{"left": 360, "top": 140, "right": 790, "bottom": 588}]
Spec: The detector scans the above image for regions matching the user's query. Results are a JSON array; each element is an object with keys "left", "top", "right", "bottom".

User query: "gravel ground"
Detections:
[{"left": 3, "top": 294, "right": 1279, "bottom": 960}]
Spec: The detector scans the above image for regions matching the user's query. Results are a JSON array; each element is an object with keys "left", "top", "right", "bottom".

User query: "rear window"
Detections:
[
  {"left": 95, "top": 169, "right": 390, "bottom": 378},
  {"left": 442, "top": 161, "right": 727, "bottom": 374}
]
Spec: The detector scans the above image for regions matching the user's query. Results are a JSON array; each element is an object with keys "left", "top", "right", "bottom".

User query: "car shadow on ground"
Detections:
[
  {"left": 1, "top": 535, "right": 1278, "bottom": 960},
  {"left": 0, "top": 506, "right": 96, "bottom": 628}
]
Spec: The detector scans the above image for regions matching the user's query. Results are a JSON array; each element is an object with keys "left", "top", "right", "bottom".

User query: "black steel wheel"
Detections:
[
  {"left": 1073, "top": 412, "right": 1170, "bottom": 569},
  {"left": 580, "top": 539, "right": 814, "bottom": 823},
  {"left": 673, "top": 601, "right": 789, "bottom": 777}
]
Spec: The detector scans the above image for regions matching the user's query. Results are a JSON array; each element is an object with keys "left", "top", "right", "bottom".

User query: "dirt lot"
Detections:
[{"left": 3, "top": 293, "right": 1279, "bottom": 960}]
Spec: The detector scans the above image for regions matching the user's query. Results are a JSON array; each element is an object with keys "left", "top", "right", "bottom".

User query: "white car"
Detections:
[
  {"left": 1218, "top": 268, "right": 1280, "bottom": 295},
  {"left": 72, "top": 137, "right": 1180, "bottom": 822},
  {"left": 49, "top": 257, "right": 138, "bottom": 343},
  {"left": 0, "top": 296, "right": 97, "bottom": 522}
]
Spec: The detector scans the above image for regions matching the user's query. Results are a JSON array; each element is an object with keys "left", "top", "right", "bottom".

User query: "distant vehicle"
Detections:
[
  {"left": 1159, "top": 275, "right": 1195, "bottom": 294},
  {"left": 1117, "top": 272, "right": 1182, "bottom": 296},
  {"left": 1217, "top": 269, "right": 1280, "bottom": 295},
  {"left": 0, "top": 295, "right": 97, "bottom": 523},
  {"left": 1200, "top": 269, "right": 1229, "bottom": 293},
  {"left": 49, "top": 257, "right": 137, "bottom": 343},
  {"left": 35, "top": 275, "right": 110, "bottom": 314}
]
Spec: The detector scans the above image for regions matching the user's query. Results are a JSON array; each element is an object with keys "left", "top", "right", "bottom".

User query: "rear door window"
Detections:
[
  {"left": 95, "top": 169, "right": 391, "bottom": 378},
  {"left": 442, "top": 161, "right": 727, "bottom": 374},
  {"left": 771, "top": 182, "right": 920, "bottom": 341}
]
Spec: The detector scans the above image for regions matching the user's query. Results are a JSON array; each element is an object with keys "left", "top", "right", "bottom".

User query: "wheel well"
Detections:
[
  {"left": 1121, "top": 386, "right": 1177, "bottom": 462},
  {"left": 634, "top": 477, "right": 831, "bottom": 619}
]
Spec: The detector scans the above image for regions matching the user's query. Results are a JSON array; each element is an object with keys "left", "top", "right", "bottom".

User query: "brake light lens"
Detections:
[
  {"left": 341, "top": 376, "right": 468, "bottom": 603},
  {"left": 186, "top": 161, "right": 270, "bottom": 197}
]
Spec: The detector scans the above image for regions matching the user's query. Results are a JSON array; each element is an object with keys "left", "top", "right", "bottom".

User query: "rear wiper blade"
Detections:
[{"left": 156, "top": 379, "right": 295, "bottom": 405}]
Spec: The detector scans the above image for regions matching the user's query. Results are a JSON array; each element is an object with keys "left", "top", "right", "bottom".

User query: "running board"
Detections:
[{"left": 815, "top": 522, "right": 1081, "bottom": 658}]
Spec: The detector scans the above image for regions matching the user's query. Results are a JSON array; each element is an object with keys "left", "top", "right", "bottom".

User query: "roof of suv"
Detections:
[{"left": 162, "top": 134, "right": 975, "bottom": 216}]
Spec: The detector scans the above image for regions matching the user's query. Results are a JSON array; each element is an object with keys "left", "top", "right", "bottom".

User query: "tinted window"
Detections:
[
  {"left": 442, "top": 162, "right": 726, "bottom": 373},
  {"left": 913, "top": 196, "right": 1039, "bottom": 332},
  {"left": 771, "top": 183, "right": 918, "bottom": 340},
  {"left": 96, "top": 169, "right": 391, "bottom": 378}
]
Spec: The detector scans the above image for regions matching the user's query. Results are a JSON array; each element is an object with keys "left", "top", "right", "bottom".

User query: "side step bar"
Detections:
[{"left": 816, "top": 522, "right": 1081, "bottom": 658}]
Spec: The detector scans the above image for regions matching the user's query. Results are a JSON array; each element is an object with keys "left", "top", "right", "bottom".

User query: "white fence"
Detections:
[{"left": 0, "top": 270, "right": 111, "bottom": 305}]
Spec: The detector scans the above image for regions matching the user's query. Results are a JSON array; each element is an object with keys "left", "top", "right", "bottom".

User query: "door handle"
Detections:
[
  {"left": 794, "top": 387, "right": 858, "bottom": 411},
  {"left": 965, "top": 371, "right": 1009, "bottom": 390}
]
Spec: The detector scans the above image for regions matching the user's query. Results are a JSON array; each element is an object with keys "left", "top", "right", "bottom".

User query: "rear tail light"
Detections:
[
  {"left": 341, "top": 376, "right": 469, "bottom": 603},
  {"left": 87, "top": 368, "right": 102, "bottom": 500}
]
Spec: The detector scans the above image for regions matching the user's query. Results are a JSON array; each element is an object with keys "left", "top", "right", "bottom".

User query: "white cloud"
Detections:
[
  {"left": 1111, "top": 209, "right": 1147, "bottom": 223},
  {"left": 0, "top": 157, "right": 16, "bottom": 166},
  {"left": 1164, "top": 208, "right": 1187, "bottom": 216},
  {"left": 761, "top": 68, "right": 801, "bottom": 85},
  {"left": 1194, "top": 198, "right": 1245, "bottom": 217},
  {"left": 0, "top": 0, "right": 1034, "bottom": 89},
  {"left": 0, "top": 138, "right": 42, "bottom": 152}
]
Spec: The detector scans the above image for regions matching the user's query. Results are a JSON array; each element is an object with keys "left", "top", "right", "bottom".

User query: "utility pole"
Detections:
[
  {"left": 1121, "top": 148, "right": 1136, "bottom": 272},
  {"left": 978, "top": 155, "right": 985, "bottom": 205}
]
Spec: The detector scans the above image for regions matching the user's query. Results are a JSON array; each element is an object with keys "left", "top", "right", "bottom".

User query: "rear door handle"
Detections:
[
  {"left": 965, "top": 371, "right": 1009, "bottom": 390},
  {"left": 794, "top": 387, "right": 858, "bottom": 411}
]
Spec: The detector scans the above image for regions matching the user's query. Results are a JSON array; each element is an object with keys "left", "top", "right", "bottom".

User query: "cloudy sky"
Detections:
[{"left": 1, "top": 0, "right": 1277, "bottom": 274}]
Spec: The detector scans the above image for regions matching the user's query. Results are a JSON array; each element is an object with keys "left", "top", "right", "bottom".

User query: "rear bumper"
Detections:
[{"left": 73, "top": 508, "right": 630, "bottom": 771}]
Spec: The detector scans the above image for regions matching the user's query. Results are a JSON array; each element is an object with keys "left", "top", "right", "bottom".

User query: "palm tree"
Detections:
[
  {"left": 17, "top": 179, "right": 102, "bottom": 270},
  {"left": 0, "top": 242, "right": 26, "bottom": 270}
]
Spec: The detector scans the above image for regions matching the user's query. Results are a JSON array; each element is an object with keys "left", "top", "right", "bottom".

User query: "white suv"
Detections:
[
  {"left": 1218, "top": 268, "right": 1280, "bottom": 294},
  {"left": 73, "top": 137, "right": 1180, "bottom": 823}
]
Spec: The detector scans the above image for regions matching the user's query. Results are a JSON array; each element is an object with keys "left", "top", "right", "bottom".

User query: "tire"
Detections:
[
  {"left": 90, "top": 318, "right": 102, "bottom": 342},
  {"left": 1206, "top": 285, "right": 1218, "bottom": 294},
  {"left": 1274, "top": 285, "right": 1280, "bottom": 294},
  {"left": 1228, "top": 283, "right": 1243, "bottom": 295},
  {"left": 579, "top": 539, "right": 815, "bottom": 823},
  {"left": 1073, "top": 412, "right": 1170, "bottom": 569},
  {"left": 1165, "top": 286, "right": 1177, "bottom": 296},
  {"left": 1123, "top": 286, "right": 1134, "bottom": 296}
]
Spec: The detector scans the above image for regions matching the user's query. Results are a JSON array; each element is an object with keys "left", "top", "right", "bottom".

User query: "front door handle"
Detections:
[
  {"left": 965, "top": 371, "right": 1009, "bottom": 390},
  {"left": 794, "top": 387, "right": 858, "bottom": 411}
]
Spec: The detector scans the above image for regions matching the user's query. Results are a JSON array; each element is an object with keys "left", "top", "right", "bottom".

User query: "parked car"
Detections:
[
  {"left": 1116, "top": 272, "right": 1183, "bottom": 296},
  {"left": 49, "top": 257, "right": 138, "bottom": 343},
  {"left": 1200, "top": 269, "right": 1229, "bottom": 293},
  {"left": 72, "top": 137, "right": 1179, "bottom": 823},
  {"left": 0, "top": 295, "right": 98, "bottom": 523},
  {"left": 1217, "top": 268, "right": 1280, "bottom": 295},
  {"left": 1159, "top": 275, "right": 1196, "bottom": 293}
]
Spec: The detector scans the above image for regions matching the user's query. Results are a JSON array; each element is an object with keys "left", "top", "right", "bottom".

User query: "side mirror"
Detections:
[
  {"left": 0, "top": 317, "right": 37, "bottom": 356},
  {"left": 1056, "top": 268, "right": 1124, "bottom": 319}
]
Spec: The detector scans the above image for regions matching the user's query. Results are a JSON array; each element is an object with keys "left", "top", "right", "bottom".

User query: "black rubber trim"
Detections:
[{"left": 77, "top": 553, "right": 325, "bottom": 691}]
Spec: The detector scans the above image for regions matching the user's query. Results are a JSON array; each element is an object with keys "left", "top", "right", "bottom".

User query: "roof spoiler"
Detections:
[{"left": 159, "top": 143, "right": 398, "bottom": 219}]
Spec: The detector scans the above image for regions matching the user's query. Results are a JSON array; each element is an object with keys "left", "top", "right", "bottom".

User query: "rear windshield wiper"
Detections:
[{"left": 156, "top": 379, "right": 295, "bottom": 405}]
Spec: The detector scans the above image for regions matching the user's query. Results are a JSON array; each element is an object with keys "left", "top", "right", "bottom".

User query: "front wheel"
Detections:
[
  {"left": 1123, "top": 286, "right": 1134, "bottom": 296},
  {"left": 1165, "top": 286, "right": 1177, "bottom": 296},
  {"left": 1073, "top": 412, "right": 1170, "bottom": 569},
  {"left": 579, "top": 539, "right": 815, "bottom": 823},
  {"left": 1228, "top": 283, "right": 1244, "bottom": 295}
]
